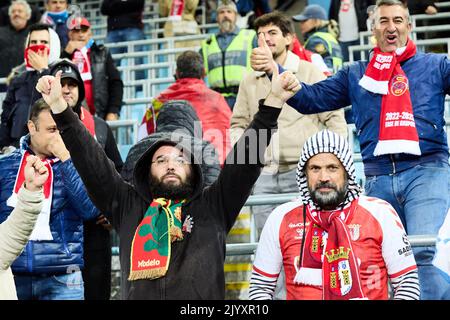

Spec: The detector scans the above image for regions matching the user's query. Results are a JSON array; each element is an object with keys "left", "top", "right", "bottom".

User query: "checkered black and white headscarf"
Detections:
[{"left": 296, "top": 130, "right": 362, "bottom": 211}]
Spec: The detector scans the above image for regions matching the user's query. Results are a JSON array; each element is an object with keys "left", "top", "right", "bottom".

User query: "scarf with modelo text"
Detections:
[
  {"left": 359, "top": 39, "right": 420, "bottom": 156},
  {"left": 129, "top": 198, "right": 185, "bottom": 281}
]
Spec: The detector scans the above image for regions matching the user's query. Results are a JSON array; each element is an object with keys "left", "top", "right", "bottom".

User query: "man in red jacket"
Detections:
[{"left": 139, "top": 50, "right": 232, "bottom": 165}]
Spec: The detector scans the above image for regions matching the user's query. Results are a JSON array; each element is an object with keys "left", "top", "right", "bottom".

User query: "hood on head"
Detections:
[
  {"left": 155, "top": 100, "right": 203, "bottom": 138},
  {"left": 296, "top": 130, "right": 362, "bottom": 210},
  {"left": 48, "top": 58, "right": 85, "bottom": 115},
  {"left": 133, "top": 133, "right": 204, "bottom": 203},
  {"left": 24, "top": 26, "right": 61, "bottom": 66}
]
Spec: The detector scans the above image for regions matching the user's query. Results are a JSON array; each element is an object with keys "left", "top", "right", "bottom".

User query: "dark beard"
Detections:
[
  {"left": 309, "top": 181, "right": 348, "bottom": 210},
  {"left": 149, "top": 172, "right": 195, "bottom": 200}
]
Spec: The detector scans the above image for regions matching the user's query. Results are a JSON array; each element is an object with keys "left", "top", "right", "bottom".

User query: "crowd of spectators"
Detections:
[{"left": 0, "top": 0, "right": 449, "bottom": 302}]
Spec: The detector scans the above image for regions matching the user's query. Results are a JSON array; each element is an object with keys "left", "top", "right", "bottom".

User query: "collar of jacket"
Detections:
[{"left": 255, "top": 51, "right": 300, "bottom": 79}]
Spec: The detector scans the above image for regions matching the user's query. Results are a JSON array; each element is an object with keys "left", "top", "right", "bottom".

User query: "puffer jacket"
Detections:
[
  {"left": 0, "top": 136, "right": 100, "bottom": 274},
  {"left": 122, "top": 100, "right": 221, "bottom": 187},
  {"left": 287, "top": 51, "right": 450, "bottom": 176},
  {"left": 53, "top": 102, "right": 280, "bottom": 300}
]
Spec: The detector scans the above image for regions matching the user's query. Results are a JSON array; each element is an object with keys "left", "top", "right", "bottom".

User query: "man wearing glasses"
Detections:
[{"left": 35, "top": 60, "right": 301, "bottom": 299}]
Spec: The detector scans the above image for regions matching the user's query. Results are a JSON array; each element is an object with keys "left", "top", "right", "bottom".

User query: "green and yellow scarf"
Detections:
[{"left": 129, "top": 198, "right": 185, "bottom": 281}]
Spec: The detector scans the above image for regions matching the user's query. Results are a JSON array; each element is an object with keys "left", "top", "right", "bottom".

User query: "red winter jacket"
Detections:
[{"left": 156, "top": 78, "right": 232, "bottom": 164}]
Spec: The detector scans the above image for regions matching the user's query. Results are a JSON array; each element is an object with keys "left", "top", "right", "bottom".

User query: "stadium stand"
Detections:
[{"left": 0, "top": 0, "right": 448, "bottom": 300}]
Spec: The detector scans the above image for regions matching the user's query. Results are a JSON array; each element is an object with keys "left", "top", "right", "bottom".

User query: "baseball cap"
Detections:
[
  {"left": 49, "top": 59, "right": 85, "bottom": 112},
  {"left": 292, "top": 4, "right": 327, "bottom": 22},
  {"left": 68, "top": 16, "right": 90, "bottom": 30},
  {"left": 51, "top": 60, "right": 79, "bottom": 82},
  {"left": 217, "top": 0, "right": 237, "bottom": 13}
]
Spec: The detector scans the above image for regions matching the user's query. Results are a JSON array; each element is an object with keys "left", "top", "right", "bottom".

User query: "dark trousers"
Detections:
[{"left": 82, "top": 221, "right": 112, "bottom": 300}]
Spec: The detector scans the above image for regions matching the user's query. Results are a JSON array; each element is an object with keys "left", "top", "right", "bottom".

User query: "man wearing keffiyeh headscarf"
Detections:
[
  {"left": 249, "top": 129, "right": 420, "bottom": 300},
  {"left": 251, "top": 0, "right": 450, "bottom": 300}
]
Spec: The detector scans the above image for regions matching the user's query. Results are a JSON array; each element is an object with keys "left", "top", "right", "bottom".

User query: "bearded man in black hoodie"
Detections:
[{"left": 35, "top": 63, "right": 301, "bottom": 300}]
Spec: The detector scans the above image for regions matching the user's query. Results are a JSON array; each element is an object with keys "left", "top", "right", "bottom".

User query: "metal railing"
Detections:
[
  {"left": 111, "top": 193, "right": 437, "bottom": 256},
  {"left": 349, "top": 37, "right": 450, "bottom": 62},
  {"left": 359, "top": 24, "right": 450, "bottom": 46},
  {"left": 225, "top": 234, "right": 437, "bottom": 256}
]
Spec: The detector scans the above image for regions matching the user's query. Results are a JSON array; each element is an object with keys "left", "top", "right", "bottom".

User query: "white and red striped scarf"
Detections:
[
  {"left": 359, "top": 39, "right": 420, "bottom": 156},
  {"left": 169, "top": 0, "right": 184, "bottom": 20},
  {"left": 294, "top": 201, "right": 366, "bottom": 300},
  {"left": 7, "top": 150, "right": 59, "bottom": 241}
]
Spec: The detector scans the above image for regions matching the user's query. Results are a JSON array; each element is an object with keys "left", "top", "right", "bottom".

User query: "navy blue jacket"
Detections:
[
  {"left": 0, "top": 136, "right": 99, "bottom": 274},
  {"left": 287, "top": 51, "right": 450, "bottom": 176}
]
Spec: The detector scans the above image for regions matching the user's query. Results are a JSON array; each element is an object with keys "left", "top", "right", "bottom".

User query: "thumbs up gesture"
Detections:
[
  {"left": 251, "top": 33, "right": 275, "bottom": 74},
  {"left": 35, "top": 70, "right": 68, "bottom": 114},
  {"left": 264, "top": 62, "right": 301, "bottom": 108}
]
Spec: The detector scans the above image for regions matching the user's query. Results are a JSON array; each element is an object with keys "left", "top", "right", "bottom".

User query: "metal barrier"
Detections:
[
  {"left": 436, "top": 2, "right": 450, "bottom": 9},
  {"left": 349, "top": 37, "right": 450, "bottom": 62},
  {"left": 106, "top": 119, "right": 139, "bottom": 146},
  {"left": 111, "top": 193, "right": 437, "bottom": 256},
  {"left": 359, "top": 24, "right": 450, "bottom": 45}
]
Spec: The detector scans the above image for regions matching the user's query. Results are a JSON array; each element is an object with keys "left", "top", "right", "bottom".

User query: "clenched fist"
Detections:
[{"left": 24, "top": 155, "right": 49, "bottom": 192}]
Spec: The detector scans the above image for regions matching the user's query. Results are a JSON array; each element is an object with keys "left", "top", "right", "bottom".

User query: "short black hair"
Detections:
[
  {"left": 176, "top": 51, "right": 204, "bottom": 79},
  {"left": 28, "top": 22, "right": 52, "bottom": 34}
]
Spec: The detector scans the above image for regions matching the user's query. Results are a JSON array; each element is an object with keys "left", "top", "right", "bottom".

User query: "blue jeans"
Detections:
[
  {"left": 14, "top": 270, "right": 84, "bottom": 300},
  {"left": 106, "top": 28, "right": 146, "bottom": 80},
  {"left": 364, "top": 161, "right": 450, "bottom": 300}
]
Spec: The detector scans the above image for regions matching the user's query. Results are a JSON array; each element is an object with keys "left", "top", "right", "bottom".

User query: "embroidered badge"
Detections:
[
  {"left": 348, "top": 224, "right": 361, "bottom": 241},
  {"left": 390, "top": 74, "right": 409, "bottom": 96},
  {"left": 182, "top": 215, "right": 194, "bottom": 233}
]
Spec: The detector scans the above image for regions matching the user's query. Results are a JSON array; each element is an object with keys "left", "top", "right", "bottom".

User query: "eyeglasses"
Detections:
[{"left": 151, "top": 155, "right": 190, "bottom": 167}]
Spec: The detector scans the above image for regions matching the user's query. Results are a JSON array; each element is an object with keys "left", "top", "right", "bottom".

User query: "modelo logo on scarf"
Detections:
[
  {"left": 390, "top": 75, "right": 409, "bottom": 96},
  {"left": 138, "top": 258, "right": 161, "bottom": 267}
]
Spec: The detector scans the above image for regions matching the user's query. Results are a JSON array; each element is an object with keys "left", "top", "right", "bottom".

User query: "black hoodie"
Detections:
[
  {"left": 53, "top": 101, "right": 281, "bottom": 300},
  {"left": 121, "top": 100, "right": 221, "bottom": 187}
]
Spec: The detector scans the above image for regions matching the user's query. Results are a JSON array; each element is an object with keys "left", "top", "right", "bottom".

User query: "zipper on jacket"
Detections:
[
  {"left": 221, "top": 50, "right": 227, "bottom": 89},
  {"left": 59, "top": 214, "right": 70, "bottom": 256},
  {"left": 27, "top": 242, "right": 33, "bottom": 273},
  {"left": 390, "top": 154, "right": 396, "bottom": 175},
  {"left": 414, "top": 115, "right": 438, "bottom": 130}
]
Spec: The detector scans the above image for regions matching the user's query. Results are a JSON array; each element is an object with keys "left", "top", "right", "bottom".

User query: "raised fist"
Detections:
[{"left": 24, "top": 155, "right": 49, "bottom": 192}]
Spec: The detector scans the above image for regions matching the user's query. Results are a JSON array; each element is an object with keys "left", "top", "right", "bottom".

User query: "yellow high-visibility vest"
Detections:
[{"left": 201, "top": 29, "right": 256, "bottom": 94}]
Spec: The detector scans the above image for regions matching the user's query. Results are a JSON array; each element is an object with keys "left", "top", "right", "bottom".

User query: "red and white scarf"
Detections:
[
  {"left": 7, "top": 151, "right": 59, "bottom": 241},
  {"left": 73, "top": 47, "right": 92, "bottom": 81},
  {"left": 359, "top": 39, "right": 420, "bottom": 156},
  {"left": 80, "top": 107, "right": 96, "bottom": 138},
  {"left": 169, "top": 0, "right": 184, "bottom": 20},
  {"left": 294, "top": 201, "right": 366, "bottom": 300}
]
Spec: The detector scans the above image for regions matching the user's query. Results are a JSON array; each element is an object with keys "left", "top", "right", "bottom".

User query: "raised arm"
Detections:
[
  {"left": 36, "top": 71, "right": 134, "bottom": 228},
  {"left": 206, "top": 63, "right": 301, "bottom": 232},
  {"left": 251, "top": 33, "right": 350, "bottom": 115},
  {"left": 0, "top": 156, "right": 48, "bottom": 268}
]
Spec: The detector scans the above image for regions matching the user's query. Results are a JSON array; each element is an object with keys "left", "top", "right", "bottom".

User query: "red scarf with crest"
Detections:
[
  {"left": 359, "top": 39, "right": 420, "bottom": 156},
  {"left": 294, "top": 200, "right": 366, "bottom": 300}
]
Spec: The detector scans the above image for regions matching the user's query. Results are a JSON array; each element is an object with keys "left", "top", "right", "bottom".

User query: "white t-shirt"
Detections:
[{"left": 338, "top": 0, "right": 359, "bottom": 42}]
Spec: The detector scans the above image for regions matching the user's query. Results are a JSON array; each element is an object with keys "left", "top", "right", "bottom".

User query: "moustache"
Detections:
[
  {"left": 162, "top": 172, "right": 181, "bottom": 180},
  {"left": 314, "top": 182, "right": 337, "bottom": 190}
]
